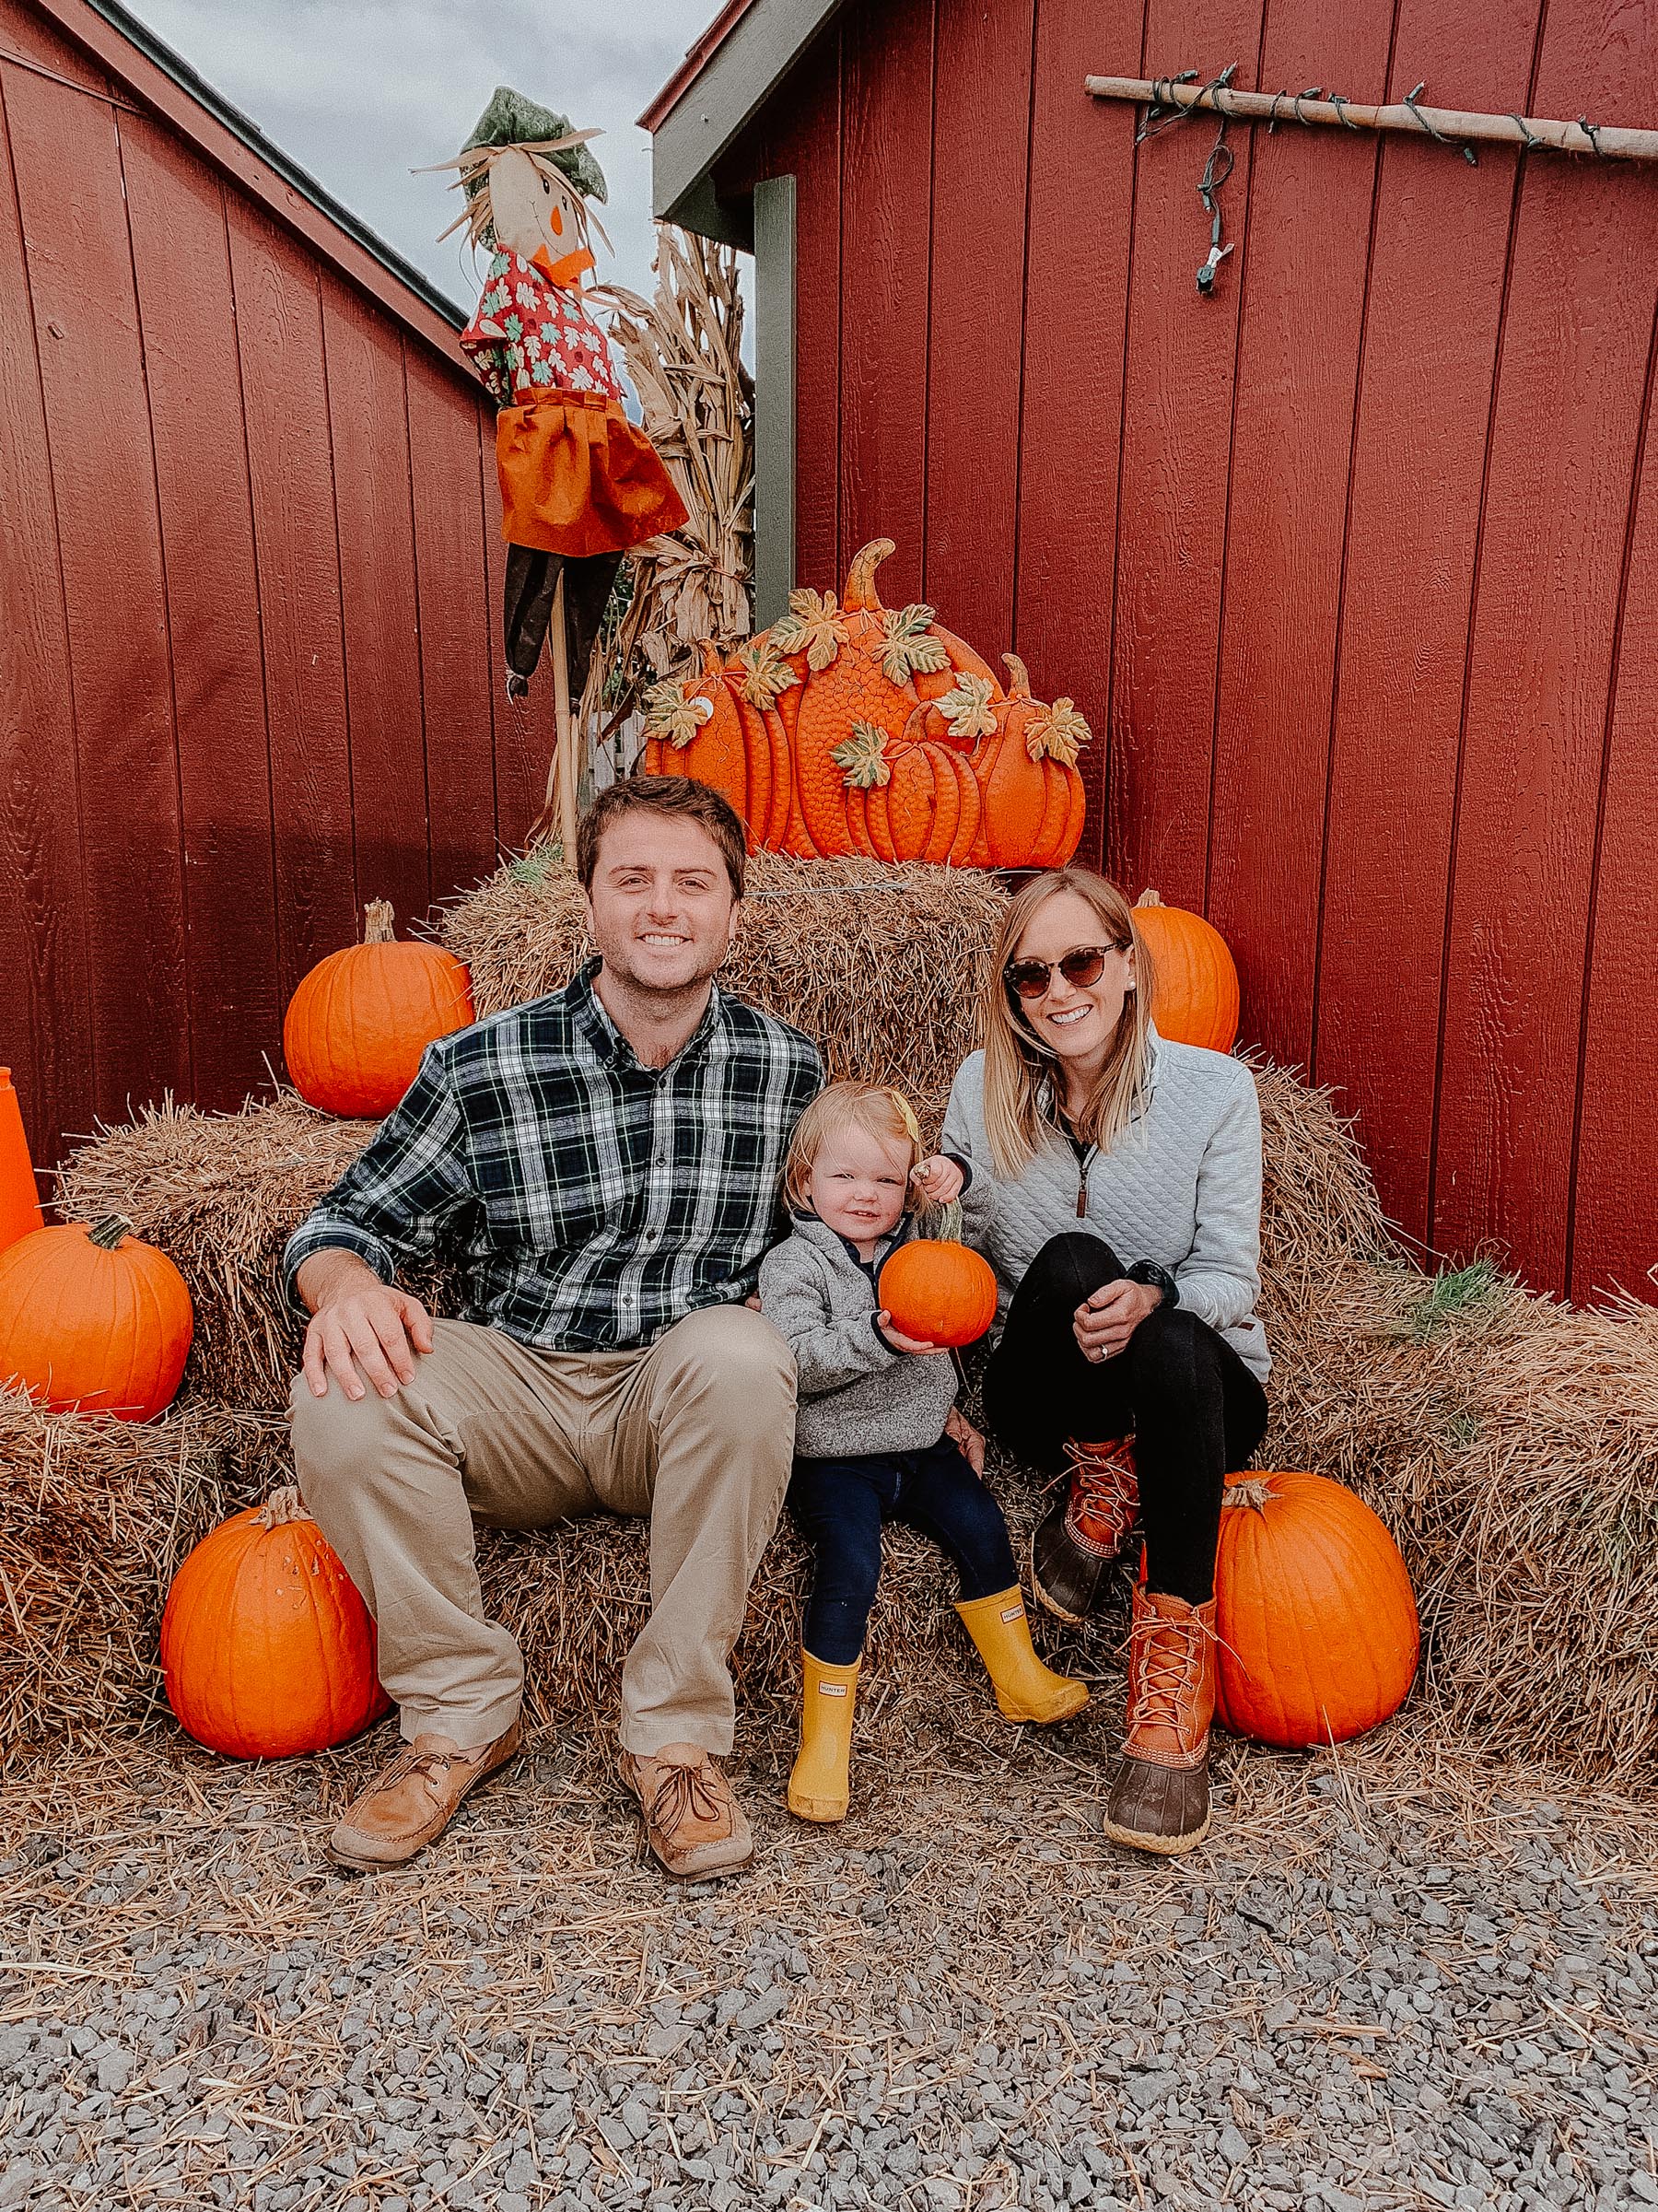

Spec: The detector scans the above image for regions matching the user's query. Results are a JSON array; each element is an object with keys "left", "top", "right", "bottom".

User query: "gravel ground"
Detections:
[{"left": 2, "top": 1715, "right": 1655, "bottom": 2212}]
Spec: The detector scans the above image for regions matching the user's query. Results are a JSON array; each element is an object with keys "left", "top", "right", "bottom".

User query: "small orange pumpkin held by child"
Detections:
[
  {"left": 284, "top": 901, "right": 475, "bottom": 1119},
  {"left": 1213, "top": 1471, "right": 1419, "bottom": 1749},
  {"left": 161, "top": 1487, "right": 391, "bottom": 1761},
  {"left": 0, "top": 1214, "right": 193, "bottom": 1421},
  {"left": 878, "top": 1203, "right": 998, "bottom": 1349},
  {"left": 1130, "top": 889, "right": 1240, "bottom": 1053}
]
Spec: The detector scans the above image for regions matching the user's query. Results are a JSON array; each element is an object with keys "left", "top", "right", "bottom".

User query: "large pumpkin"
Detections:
[
  {"left": 1213, "top": 1471, "right": 1419, "bottom": 1748},
  {"left": 878, "top": 1228, "right": 998, "bottom": 1349},
  {"left": 1131, "top": 890, "right": 1240, "bottom": 1051},
  {"left": 284, "top": 902, "right": 474, "bottom": 1119},
  {"left": 0, "top": 1214, "right": 193, "bottom": 1421},
  {"left": 161, "top": 1485, "right": 391, "bottom": 1760}
]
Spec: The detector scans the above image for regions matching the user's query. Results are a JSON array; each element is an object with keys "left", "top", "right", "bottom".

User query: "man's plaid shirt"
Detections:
[{"left": 283, "top": 961, "right": 823, "bottom": 1353}]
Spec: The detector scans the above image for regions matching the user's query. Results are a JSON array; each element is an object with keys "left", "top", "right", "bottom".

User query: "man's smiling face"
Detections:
[{"left": 582, "top": 813, "right": 740, "bottom": 998}]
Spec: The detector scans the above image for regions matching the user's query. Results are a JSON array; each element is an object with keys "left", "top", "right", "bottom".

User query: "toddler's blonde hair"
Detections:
[{"left": 784, "top": 1082, "right": 923, "bottom": 1217}]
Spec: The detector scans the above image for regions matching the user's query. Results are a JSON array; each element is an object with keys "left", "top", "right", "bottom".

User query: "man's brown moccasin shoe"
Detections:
[
  {"left": 328, "top": 1719, "right": 520, "bottom": 1871},
  {"left": 619, "top": 1742, "right": 753, "bottom": 1880}
]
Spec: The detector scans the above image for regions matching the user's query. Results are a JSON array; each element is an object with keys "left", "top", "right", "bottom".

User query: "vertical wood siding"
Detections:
[
  {"left": 723, "top": 0, "right": 1658, "bottom": 1303},
  {"left": 0, "top": 0, "right": 556, "bottom": 1180}
]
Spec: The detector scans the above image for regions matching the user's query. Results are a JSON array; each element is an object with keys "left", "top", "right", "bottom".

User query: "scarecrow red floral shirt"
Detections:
[{"left": 461, "top": 248, "right": 622, "bottom": 409}]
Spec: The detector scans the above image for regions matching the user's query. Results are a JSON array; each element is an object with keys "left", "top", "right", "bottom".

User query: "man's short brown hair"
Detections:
[{"left": 576, "top": 776, "right": 747, "bottom": 899}]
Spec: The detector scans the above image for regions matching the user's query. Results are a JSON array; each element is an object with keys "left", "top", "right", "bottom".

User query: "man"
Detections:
[{"left": 286, "top": 778, "right": 821, "bottom": 1878}]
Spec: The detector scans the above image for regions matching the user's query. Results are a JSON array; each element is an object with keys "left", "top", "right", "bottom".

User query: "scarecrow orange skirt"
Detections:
[{"left": 496, "top": 388, "right": 686, "bottom": 557}]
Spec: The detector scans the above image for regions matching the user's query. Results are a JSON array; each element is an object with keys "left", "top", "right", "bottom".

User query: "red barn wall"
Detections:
[
  {"left": 718, "top": 0, "right": 1658, "bottom": 1305},
  {"left": 0, "top": 0, "right": 555, "bottom": 1179}
]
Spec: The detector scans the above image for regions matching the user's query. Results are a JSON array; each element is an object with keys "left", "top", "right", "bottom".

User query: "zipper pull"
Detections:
[{"left": 1077, "top": 1168, "right": 1088, "bottom": 1219}]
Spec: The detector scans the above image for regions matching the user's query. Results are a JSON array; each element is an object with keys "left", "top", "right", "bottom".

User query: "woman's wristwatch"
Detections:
[{"left": 1127, "top": 1259, "right": 1180, "bottom": 1309}]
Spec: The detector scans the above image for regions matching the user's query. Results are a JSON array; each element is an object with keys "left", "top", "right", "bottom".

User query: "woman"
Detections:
[{"left": 942, "top": 868, "right": 1269, "bottom": 1856}]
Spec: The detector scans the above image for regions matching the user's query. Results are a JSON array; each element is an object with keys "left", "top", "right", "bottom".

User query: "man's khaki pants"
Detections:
[{"left": 288, "top": 1305, "right": 796, "bottom": 1758}]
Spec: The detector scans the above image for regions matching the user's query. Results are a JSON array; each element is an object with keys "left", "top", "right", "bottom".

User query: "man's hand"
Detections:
[
  {"left": 876, "top": 1310, "right": 939, "bottom": 1356},
  {"left": 1072, "top": 1277, "right": 1162, "bottom": 1364},
  {"left": 910, "top": 1154, "right": 964, "bottom": 1207},
  {"left": 298, "top": 1249, "right": 435, "bottom": 1402},
  {"left": 945, "top": 1405, "right": 986, "bottom": 1475}
]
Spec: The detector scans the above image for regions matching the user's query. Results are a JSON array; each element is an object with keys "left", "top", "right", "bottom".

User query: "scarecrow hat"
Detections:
[{"left": 461, "top": 86, "right": 608, "bottom": 203}]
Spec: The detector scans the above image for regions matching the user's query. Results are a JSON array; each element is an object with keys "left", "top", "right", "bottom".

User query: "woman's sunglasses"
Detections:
[{"left": 1003, "top": 943, "right": 1125, "bottom": 1001}]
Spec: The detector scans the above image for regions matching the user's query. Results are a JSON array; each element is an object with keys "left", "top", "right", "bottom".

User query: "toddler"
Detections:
[{"left": 759, "top": 1082, "right": 1087, "bottom": 1822}]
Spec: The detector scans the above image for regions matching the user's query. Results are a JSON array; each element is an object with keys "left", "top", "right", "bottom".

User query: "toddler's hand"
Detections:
[
  {"left": 910, "top": 1154, "right": 964, "bottom": 1206},
  {"left": 876, "top": 1310, "right": 939, "bottom": 1356}
]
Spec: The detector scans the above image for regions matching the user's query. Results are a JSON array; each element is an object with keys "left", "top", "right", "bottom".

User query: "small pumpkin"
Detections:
[
  {"left": 161, "top": 1485, "right": 390, "bottom": 1759},
  {"left": 284, "top": 902, "right": 474, "bottom": 1119},
  {"left": 967, "top": 654, "right": 1090, "bottom": 870},
  {"left": 1131, "top": 889, "right": 1240, "bottom": 1051},
  {"left": 1213, "top": 1471, "right": 1419, "bottom": 1748},
  {"left": 878, "top": 1207, "right": 998, "bottom": 1349},
  {"left": 0, "top": 1214, "right": 193, "bottom": 1420},
  {"left": 836, "top": 720, "right": 982, "bottom": 867}
]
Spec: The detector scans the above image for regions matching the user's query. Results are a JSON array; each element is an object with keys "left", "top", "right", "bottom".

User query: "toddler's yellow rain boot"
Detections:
[
  {"left": 787, "top": 1650, "right": 860, "bottom": 1822},
  {"left": 956, "top": 1587, "right": 1090, "bottom": 1724}
]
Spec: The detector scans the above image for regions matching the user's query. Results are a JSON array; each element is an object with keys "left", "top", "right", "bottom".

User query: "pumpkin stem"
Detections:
[
  {"left": 257, "top": 1484, "right": 314, "bottom": 1529},
  {"left": 364, "top": 900, "right": 397, "bottom": 944},
  {"left": 1221, "top": 1477, "right": 1275, "bottom": 1514},
  {"left": 918, "top": 1197, "right": 964, "bottom": 1244},
  {"left": 843, "top": 538, "right": 896, "bottom": 614},
  {"left": 697, "top": 638, "right": 724, "bottom": 676},
  {"left": 1135, "top": 889, "right": 1163, "bottom": 909},
  {"left": 88, "top": 1213, "right": 133, "bottom": 1251},
  {"left": 1001, "top": 651, "right": 1033, "bottom": 699}
]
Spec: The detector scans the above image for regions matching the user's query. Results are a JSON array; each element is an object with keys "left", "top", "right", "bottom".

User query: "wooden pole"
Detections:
[
  {"left": 1082, "top": 75, "right": 1658, "bottom": 162},
  {"left": 550, "top": 568, "right": 578, "bottom": 860}
]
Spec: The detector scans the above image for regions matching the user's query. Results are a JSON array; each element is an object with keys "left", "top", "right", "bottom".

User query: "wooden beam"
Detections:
[
  {"left": 753, "top": 172, "right": 797, "bottom": 626},
  {"left": 1083, "top": 74, "right": 1658, "bottom": 162}
]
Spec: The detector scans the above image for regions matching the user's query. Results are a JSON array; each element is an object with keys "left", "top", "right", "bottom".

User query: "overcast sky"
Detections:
[{"left": 124, "top": 0, "right": 723, "bottom": 310}]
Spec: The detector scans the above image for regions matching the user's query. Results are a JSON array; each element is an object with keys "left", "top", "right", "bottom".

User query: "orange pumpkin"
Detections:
[
  {"left": 0, "top": 1067, "right": 43, "bottom": 1252},
  {"left": 968, "top": 654, "right": 1090, "bottom": 869},
  {"left": 836, "top": 720, "right": 982, "bottom": 867},
  {"left": 161, "top": 1485, "right": 390, "bottom": 1760},
  {"left": 1131, "top": 890, "right": 1240, "bottom": 1051},
  {"left": 0, "top": 1214, "right": 193, "bottom": 1420},
  {"left": 878, "top": 1233, "right": 998, "bottom": 1349},
  {"left": 1214, "top": 1471, "right": 1419, "bottom": 1748},
  {"left": 284, "top": 902, "right": 474, "bottom": 1119}
]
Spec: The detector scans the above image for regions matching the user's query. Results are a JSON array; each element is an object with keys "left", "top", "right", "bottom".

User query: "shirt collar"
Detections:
[
  {"left": 789, "top": 1210, "right": 910, "bottom": 1268},
  {"left": 567, "top": 956, "right": 725, "bottom": 1072}
]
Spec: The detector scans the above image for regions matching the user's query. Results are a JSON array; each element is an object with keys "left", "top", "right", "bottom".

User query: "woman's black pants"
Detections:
[{"left": 982, "top": 1232, "right": 1269, "bottom": 1606}]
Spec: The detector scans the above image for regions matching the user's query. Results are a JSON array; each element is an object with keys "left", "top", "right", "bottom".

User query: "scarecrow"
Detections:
[{"left": 433, "top": 88, "right": 687, "bottom": 834}]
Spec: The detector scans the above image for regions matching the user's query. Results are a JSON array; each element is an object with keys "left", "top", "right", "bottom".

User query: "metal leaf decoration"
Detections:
[
  {"left": 773, "top": 589, "right": 851, "bottom": 673},
  {"left": 879, "top": 604, "right": 952, "bottom": 685},
  {"left": 1026, "top": 697, "right": 1092, "bottom": 767},
  {"left": 833, "top": 720, "right": 893, "bottom": 789},
  {"left": 937, "top": 672, "right": 998, "bottom": 743}
]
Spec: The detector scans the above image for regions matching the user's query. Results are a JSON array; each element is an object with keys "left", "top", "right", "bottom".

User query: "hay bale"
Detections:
[{"left": 0, "top": 1391, "right": 288, "bottom": 1765}]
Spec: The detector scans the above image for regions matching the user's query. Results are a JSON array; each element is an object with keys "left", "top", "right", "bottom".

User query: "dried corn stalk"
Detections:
[{"left": 575, "top": 228, "right": 753, "bottom": 782}]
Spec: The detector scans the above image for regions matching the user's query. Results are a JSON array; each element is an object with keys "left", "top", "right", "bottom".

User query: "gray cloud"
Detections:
[{"left": 123, "top": 0, "right": 721, "bottom": 310}]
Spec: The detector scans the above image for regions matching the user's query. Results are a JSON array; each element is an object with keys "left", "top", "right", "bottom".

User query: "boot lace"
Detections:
[
  {"left": 646, "top": 1756, "right": 730, "bottom": 1841},
  {"left": 1125, "top": 1607, "right": 1210, "bottom": 1745},
  {"left": 1064, "top": 1435, "right": 1138, "bottom": 1549}
]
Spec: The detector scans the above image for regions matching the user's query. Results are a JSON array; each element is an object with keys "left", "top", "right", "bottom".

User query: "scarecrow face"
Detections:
[{"left": 489, "top": 146, "right": 589, "bottom": 275}]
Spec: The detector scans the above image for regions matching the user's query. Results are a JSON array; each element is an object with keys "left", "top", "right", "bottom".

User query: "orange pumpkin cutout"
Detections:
[
  {"left": 284, "top": 901, "right": 475, "bottom": 1119},
  {"left": 0, "top": 1214, "right": 193, "bottom": 1421},
  {"left": 0, "top": 1067, "right": 43, "bottom": 1253},
  {"left": 161, "top": 1486, "right": 391, "bottom": 1760},
  {"left": 968, "top": 655, "right": 1090, "bottom": 869},
  {"left": 1131, "top": 890, "right": 1240, "bottom": 1051},
  {"left": 878, "top": 1231, "right": 998, "bottom": 1350},
  {"left": 1213, "top": 1471, "right": 1419, "bottom": 1749}
]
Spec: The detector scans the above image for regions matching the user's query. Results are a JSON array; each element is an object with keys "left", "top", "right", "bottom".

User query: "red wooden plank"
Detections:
[
  {"left": 0, "top": 0, "right": 115, "bottom": 99},
  {"left": 0, "top": 61, "right": 91, "bottom": 1172},
  {"left": 1012, "top": 0, "right": 1144, "bottom": 873},
  {"left": 1205, "top": 0, "right": 1395, "bottom": 1069},
  {"left": 322, "top": 282, "right": 431, "bottom": 928},
  {"left": 1431, "top": 0, "right": 1658, "bottom": 1288},
  {"left": 5, "top": 60, "right": 190, "bottom": 1128},
  {"left": 226, "top": 198, "right": 357, "bottom": 999},
  {"left": 1568, "top": 344, "right": 1658, "bottom": 1304},
  {"left": 406, "top": 343, "right": 498, "bottom": 904},
  {"left": 786, "top": 25, "right": 842, "bottom": 593},
  {"left": 919, "top": 0, "right": 1034, "bottom": 653},
  {"left": 121, "top": 112, "right": 283, "bottom": 1116},
  {"left": 836, "top": 0, "right": 933, "bottom": 602},
  {"left": 478, "top": 400, "right": 559, "bottom": 850},
  {"left": 1106, "top": 0, "right": 1265, "bottom": 910},
  {"left": 1311, "top": 0, "right": 1540, "bottom": 1249}
]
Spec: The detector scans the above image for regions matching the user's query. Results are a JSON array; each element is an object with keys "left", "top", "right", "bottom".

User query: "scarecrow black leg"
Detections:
[
  {"left": 503, "top": 544, "right": 561, "bottom": 700},
  {"left": 561, "top": 552, "right": 625, "bottom": 701}
]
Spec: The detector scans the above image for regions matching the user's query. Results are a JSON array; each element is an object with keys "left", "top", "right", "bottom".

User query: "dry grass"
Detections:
[{"left": 0, "top": 1390, "right": 288, "bottom": 1766}]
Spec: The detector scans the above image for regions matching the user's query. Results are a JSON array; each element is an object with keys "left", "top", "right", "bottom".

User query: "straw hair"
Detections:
[
  {"left": 982, "top": 869, "right": 1153, "bottom": 1177},
  {"left": 782, "top": 1083, "right": 923, "bottom": 1217}
]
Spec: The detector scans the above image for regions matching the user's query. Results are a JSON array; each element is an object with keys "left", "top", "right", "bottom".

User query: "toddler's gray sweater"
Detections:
[{"left": 758, "top": 1212, "right": 959, "bottom": 1458}]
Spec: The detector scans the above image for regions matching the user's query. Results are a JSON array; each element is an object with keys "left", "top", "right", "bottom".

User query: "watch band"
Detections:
[{"left": 1127, "top": 1259, "right": 1180, "bottom": 1309}]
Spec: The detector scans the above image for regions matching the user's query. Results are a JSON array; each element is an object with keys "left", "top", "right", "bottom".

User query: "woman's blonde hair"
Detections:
[
  {"left": 982, "top": 868, "right": 1155, "bottom": 1178},
  {"left": 784, "top": 1083, "right": 923, "bottom": 1215}
]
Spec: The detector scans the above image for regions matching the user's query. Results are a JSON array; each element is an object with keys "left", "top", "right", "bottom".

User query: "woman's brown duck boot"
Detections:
[
  {"left": 1030, "top": 1436, "right": 1138, "bottom": 1622},
  {"left": 1101, "top": 1577, "right": 1217, "bottom": 1856}
]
